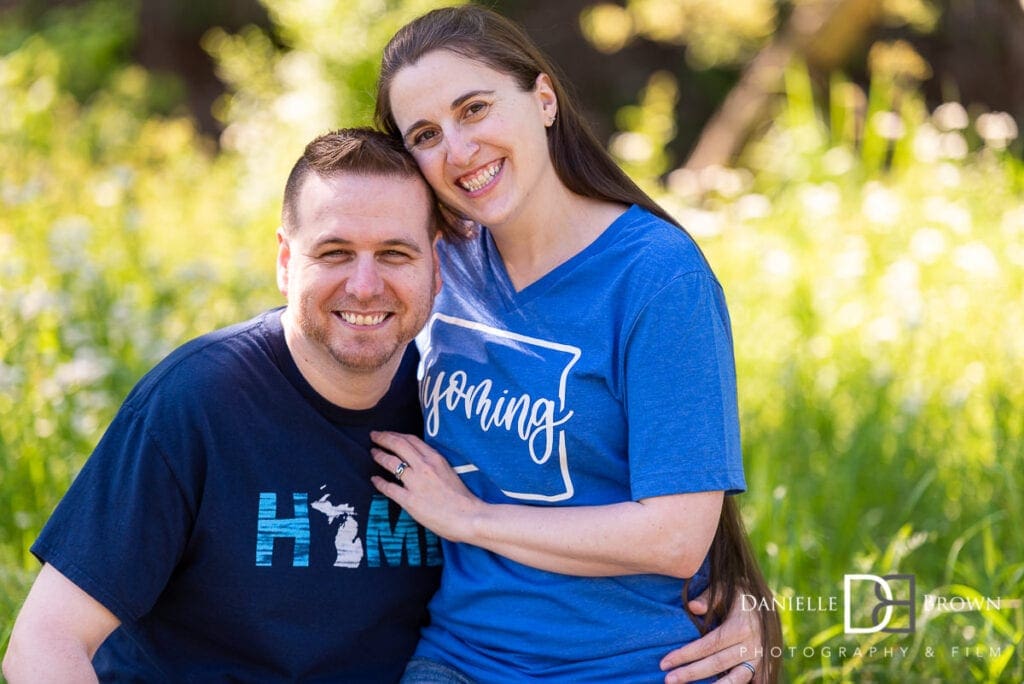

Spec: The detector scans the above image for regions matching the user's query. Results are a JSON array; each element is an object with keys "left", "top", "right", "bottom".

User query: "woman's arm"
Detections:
[{"left": 371, "top": 431, "right": 722, "bottom": 578}]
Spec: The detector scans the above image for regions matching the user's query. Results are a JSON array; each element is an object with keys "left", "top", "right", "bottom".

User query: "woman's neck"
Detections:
[{"left": 488, "top": 190, "right": 627, "bottom": 291}]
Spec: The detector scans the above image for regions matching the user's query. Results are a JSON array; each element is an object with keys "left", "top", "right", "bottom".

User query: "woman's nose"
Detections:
[{"left": 444, "top": 128, "right": 479, "bottom": 167}]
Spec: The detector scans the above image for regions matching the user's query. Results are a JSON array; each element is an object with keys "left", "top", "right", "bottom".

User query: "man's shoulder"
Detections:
[{"left": 124, "top": 309, "right": 282, "bottom": 411}]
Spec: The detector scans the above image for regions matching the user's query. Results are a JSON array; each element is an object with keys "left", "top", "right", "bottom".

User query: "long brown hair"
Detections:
[
  {"left": 376, "top": 6, "right": 782, "bottom": 680},
  {"left": 373, "top": 4, "right": 681, "bottom": 231},
  {"left": 687, "top": 496, "right": 782, "bottom": 682}
]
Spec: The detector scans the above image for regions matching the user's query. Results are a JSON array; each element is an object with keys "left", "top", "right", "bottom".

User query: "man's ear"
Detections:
[
  {"left": 432, "top": 234, "right": 443, "bottom": 296},
  {"left": 276, "top": 227, "right": 290, "bottom": 297}
]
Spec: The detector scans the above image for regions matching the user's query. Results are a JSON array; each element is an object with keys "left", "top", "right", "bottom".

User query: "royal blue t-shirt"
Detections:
[
  {"left": 414, "top": 205, "right": 746, "bottom": 681},
  {"left": 32, "top": 308, "right": 442, "bottom": 682}
]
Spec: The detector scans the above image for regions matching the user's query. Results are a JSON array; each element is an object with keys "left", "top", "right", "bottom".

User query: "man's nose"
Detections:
[{"left": 345, "top": 256, "right": 385, "bottom": 299}]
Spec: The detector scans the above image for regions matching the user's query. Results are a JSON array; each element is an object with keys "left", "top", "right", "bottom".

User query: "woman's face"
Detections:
[{"left": 387, "top": 50, "right": 558, "bottom": 231}]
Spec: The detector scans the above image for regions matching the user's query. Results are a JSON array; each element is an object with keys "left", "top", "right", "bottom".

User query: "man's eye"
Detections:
[{"left": 380, "top": 250, "right": 412, "bottom": 262}]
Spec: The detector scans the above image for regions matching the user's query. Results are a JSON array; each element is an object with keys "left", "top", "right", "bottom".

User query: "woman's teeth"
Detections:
[{"left": 458, "top": 160, "right": 502, "bottom": 192}]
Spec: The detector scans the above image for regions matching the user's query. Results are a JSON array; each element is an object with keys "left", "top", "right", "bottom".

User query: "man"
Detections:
[
  {"left": 4, "top": 129, "right": 446, "bottom": 681},
  {"left": 5, "top": 128, "right": 762, "bottom": 683}
]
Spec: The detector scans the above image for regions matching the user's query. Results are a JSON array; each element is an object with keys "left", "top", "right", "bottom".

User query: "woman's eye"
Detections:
[
  {"left": 464, "top": 102, "right": 489, "bottom": 119},
  {"left": 412, "top": 129, "right": 439, "bottom": 148}
]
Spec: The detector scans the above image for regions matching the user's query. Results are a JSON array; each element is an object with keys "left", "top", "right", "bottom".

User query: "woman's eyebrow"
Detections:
[
  {"left": 402, "top": 90, "right": 496, "bottom": 140},
  {"left": 450, "top": 89, "right": 494, "bottom": 110}
]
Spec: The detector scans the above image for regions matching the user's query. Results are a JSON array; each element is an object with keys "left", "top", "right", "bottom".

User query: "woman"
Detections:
[{"left": 369, "top": 6, "right": 781, "bottom": 682}]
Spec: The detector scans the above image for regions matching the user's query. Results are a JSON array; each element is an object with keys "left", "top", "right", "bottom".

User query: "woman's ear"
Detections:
[{"left": 534, "top": 73, "right": 558, "bottom": 127}]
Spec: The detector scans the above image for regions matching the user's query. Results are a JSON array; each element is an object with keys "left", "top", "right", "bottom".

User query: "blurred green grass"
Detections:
[{"left": 2, "top": 0, "right": 1023, "bottom": 680}]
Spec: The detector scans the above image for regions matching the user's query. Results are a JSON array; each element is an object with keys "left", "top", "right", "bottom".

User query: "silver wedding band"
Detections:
[
  {"left": 394, "top": 461, "right": 409, "bottom": 481},
  {"left": 741, "top": 661, "right": 756, "bottom": 676}
]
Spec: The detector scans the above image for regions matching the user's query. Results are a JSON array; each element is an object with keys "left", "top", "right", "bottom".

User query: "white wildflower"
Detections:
[
  {"left": 912, "top": 123, "right": 941, "bottom": 163},
  {"left": 862, "top": 182, "right": 902, "bottom": 226},
  {"left": 733, "top": 193, "right": 772, "bottom": 221},
  {"left": 976, "top": 111, "right": 1019, "bottom": 150},
  {"left": 932, "top": 102, "right": 969, "bottom": 130},
  {"left": 799, "top": 182, "right": 841, "bottom": 219},
  {"left": 609, "top": 132, "right": 652, "bottom": 163},
  {"left": 939, "top": 132, "right": 968, "bottom": 160},
  {"left": 762, "top": 248, "right": 793, "bottom": 277},
  {"left": 872, "top": 111, "right": 905, "bottom": 140},
  {"left": 953, "top": 242, "right": 999, "bottom": 278},
  {"left": 910, "top": 227, "right": 946, "bottom": 263}
]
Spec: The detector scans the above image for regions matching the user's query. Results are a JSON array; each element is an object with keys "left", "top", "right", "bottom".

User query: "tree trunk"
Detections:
[{"left": 685, "top": 0, "right": 884, "bottom": 169}]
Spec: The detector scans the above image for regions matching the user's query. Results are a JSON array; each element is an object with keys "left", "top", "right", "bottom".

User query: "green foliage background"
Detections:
[{"left": 1, "top": 0, "right": 1022, "bottom": 680}]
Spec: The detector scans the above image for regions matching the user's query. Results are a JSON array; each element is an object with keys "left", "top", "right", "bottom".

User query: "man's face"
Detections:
[{"left": 277, "top": 172, "right": 440, "bottom": 377}]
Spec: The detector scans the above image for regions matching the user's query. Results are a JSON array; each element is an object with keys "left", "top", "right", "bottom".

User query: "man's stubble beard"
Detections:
[{"left": 297, "top": 295, "right": 406, "bottom": 374}]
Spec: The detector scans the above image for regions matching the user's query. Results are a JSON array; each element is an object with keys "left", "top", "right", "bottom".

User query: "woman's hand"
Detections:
[
  {"left": 659, "top": 587, "right": 764, "bottom": 683},
  {"left": 373, "top": 433, "right": 722, "bottom": 579},
  {"left": 370, "top": 431, "right": 484, "bottom": 542}
]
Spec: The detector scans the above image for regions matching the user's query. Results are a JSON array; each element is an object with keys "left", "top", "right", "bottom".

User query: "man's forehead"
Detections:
[
  {"left": 303, "top": 169, "right": 430, "bottom": 201},
  {"left": 297, "top": 171, "right": 433, "bottom": 234}
]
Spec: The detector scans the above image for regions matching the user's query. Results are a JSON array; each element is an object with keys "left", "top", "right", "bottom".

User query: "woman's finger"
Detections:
[
  {"left": 713, "top": 663, "right": 756, "bottom": 684},
  {"left": 371, "top": 475, "right": 408, "bottom": 504},
  {"left": 372, "top": 431, "right": 452, "bottom": 470},
  {"left": 370, "top": 430, "right": 424, "bottom": 455},
  {"left": 660, "top": 618, "right": 739, "bottom": 670},
  {"left": 371, "top": 448, "right": 412, "bottom": 479},
  {"left": 663, "top": 644, "right": 742, "bottom": 683}
]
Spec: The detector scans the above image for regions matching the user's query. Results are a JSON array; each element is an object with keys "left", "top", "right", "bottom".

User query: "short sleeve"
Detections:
[
  {"left": 625, "top": 272, "right": 746, "bottom": 499},
  {"left": 31, "top": 402, "right": 195, "bottom": 624}
]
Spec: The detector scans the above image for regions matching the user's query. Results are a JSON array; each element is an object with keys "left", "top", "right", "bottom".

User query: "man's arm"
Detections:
[
  {"left": 3, "top": 563, "right": 121, "bottom": 683},
  {"left": 660, "top": 590, "right": 765, "bottom": 683}
]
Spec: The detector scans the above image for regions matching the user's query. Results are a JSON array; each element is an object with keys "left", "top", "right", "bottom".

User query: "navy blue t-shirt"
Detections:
[{"left": 32, "top": 308, "right": 442, "bottom": 682}]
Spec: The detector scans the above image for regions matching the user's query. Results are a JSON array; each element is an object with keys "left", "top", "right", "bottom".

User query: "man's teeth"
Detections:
[
  {"left": 339, "top": 312, "right": 387, "bottom": 326},
  {"left": 459, "top": 161, "right": 501, "bottom": 192}
]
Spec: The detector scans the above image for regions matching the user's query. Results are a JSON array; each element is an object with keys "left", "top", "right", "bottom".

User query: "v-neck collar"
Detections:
[{"left": 481, "top": 204, "right": 642, "bottom": 310}]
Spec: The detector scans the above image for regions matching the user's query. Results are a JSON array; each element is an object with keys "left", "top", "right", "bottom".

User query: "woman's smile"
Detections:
[
  {"left": 456, "top": 159, "right": 504, "bottom": 194},
  {"left": 388, "top": 49, "right": 558, "bottom": 232}
]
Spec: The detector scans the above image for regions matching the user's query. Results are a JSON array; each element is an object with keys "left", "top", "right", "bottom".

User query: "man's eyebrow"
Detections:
[
  {"left": 402, "top": 89, "right": 496, "bottom": 140},
  {"left": 378, "top": 238, "right": 423, "bottom": 254},
  {"left": 312, "top": 237, "right": 423, "bottom": 254}
]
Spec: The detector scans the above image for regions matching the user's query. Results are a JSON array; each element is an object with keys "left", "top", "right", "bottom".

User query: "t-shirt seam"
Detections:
[
  {"left": 120, "top": 396, "right": 199, "bottom": 529},
  {"left": 33, "top": 545, "right": 142, "bottom": 623},
  {"left": 620, "top": 271, "right": 722, "bottom": 396},
  {"left": 125, "top": 314, "right": 268, "bottom": 409},
  {"left": 623, "top": 270, "right": 719, "bottom": 342}
]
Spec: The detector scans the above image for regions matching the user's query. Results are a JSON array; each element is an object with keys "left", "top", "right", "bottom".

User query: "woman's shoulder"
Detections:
[{"left": 611, "top": 205, "right": 717, "bottom": 281}]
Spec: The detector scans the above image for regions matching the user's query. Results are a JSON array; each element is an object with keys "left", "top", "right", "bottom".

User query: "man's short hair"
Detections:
[{"left": 281, "top": 127, "right": 444, "bottom": 237}]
